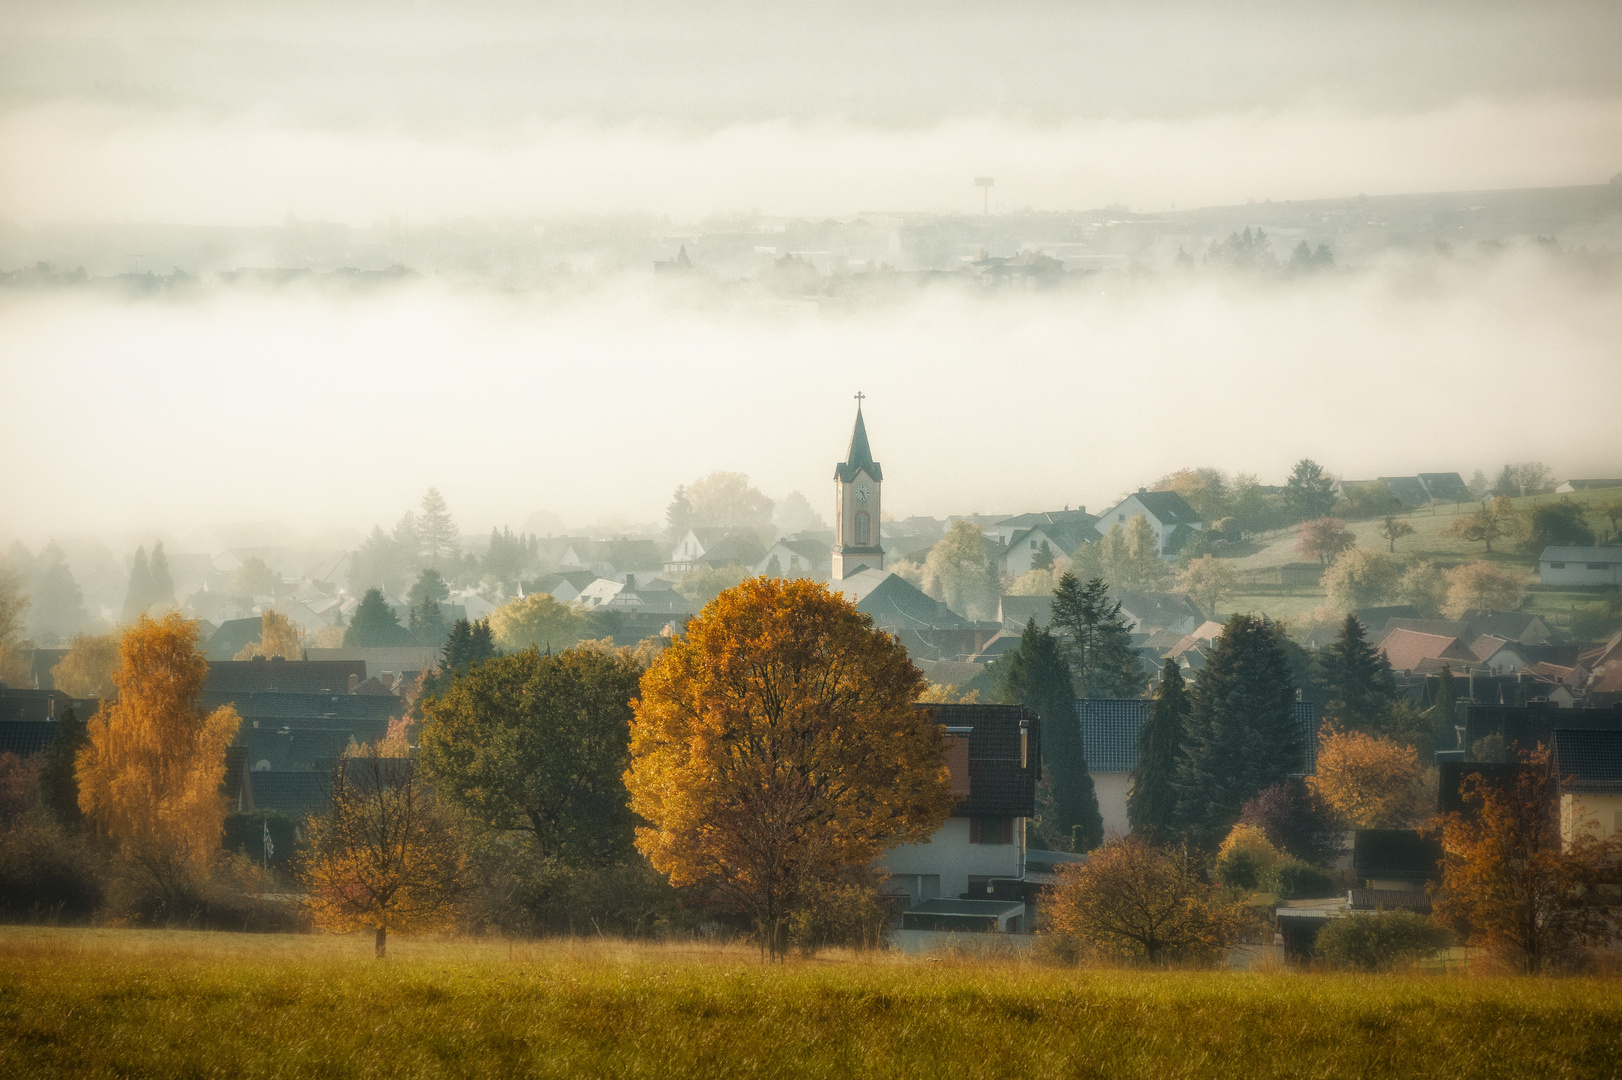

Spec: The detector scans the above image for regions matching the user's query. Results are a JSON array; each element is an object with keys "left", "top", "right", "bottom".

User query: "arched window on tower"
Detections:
[{"left": 856, "top": 512, "right": 870, "bottom": 546}]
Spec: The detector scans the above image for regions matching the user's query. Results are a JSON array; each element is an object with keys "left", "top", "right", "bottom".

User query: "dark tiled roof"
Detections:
[
  {"left": 917, "top": 702, "right": 1039, "bottom": 818},
  {"left": 1124, "top": 490, "right": 1200, "bottom": 525},
  {"left": 1075, "top": 699, "right": 1321, "bottom": 775},
  {"left": 206, "top": 617, "right": 264, "bottom": 661},
  {"left": 1377, "top": 477, "right": 1433, "bottom": 508},
  {"left": 248, "top": 771, "right": 332, "bottom": 818},
  {"left": 0, "top": 720, "right": 57, "bottom": 757},
  {"left": 1352, "top": 829, "right": 1443, "bottom": 882},
  {"left": 834, "top": 406, "right": 883, "bottom": 483},
  {"left": 1551, "top": 728, "right": 1622, "bottom": 791},
  {"left": 696, "top": 533, "right": 767, "bottom": 569},
  {"left": 241, "top": 727, "right": 357, "bottom": 772},
  {"left": 1417, "top": 473, "right": 1471, "bottom": 502},
  {"left": 204, "top": 659, "right": 367, "bottom": 696},
  {"left": 1463, "top": 704, "right": 1622, "bottom": 755}
]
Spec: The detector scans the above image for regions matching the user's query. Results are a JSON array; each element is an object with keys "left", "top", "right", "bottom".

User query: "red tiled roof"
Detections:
[
  {"left": 1379, "top": 629, "right": 1472, "bottom": 672},
  {"left": 1470, "top": 634, "right": 1511, "bottom": 661}
]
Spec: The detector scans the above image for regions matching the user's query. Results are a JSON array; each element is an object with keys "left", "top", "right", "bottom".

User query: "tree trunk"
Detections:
[{"left": 375, "top": 926, "right": 387, "bottom": 959}]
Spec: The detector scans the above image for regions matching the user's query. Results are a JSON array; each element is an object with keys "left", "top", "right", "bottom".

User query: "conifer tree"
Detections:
[
  {"left": 1128, "top": 660, "right": 1188, "bottom": 840},
  {"left": 442, "top": 617, "right": 497, "bottom": 673},
  {"left": 147, "top": 541, "right": 175, "bottom": 608},
  {"left": 1002, "top": 618, "right": 1102, "bottom": 851},
  {"left": 1318, "top": 614, "right": 1397, "bottom": 732},
  {"left": 344, "top": 588, "right": 410, "bottom": 647},
  {"left": 416, "top": 488, "right": 459, "bottom": 562},
  {"left": 410, "top": 595, "right": 447, "bottom": 650},
  {"left": 121, "top": 547, "right": 152, "bottom": 623},
  {"left": 1049, "top": 573, "right": 1147, "bottom": 698},
  {"left": 1174, "top": 614, "right": 1300, "bottom": 848}
]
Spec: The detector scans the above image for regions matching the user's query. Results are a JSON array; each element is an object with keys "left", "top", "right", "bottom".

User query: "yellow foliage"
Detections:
[
  {"left": 298, "top": 757, "right": 466, "bottom": 957},
  {"left": 0, "top": 569, "right": 30, "bottom": 686},
  {"left": 1307, "top": 726, "right": 1431, "bottom": 829},
  {"left": 233, "top": 609, "right": 303, "bottom": 661},
  {"left": 916, "top": 682, "right": 980, "bottom": 704},
  {"left": 51, "top": 633, "right": 121, "bottom": 698},
  {"left": 627, "top": 577, "right": 954, "bottom": 957},
  {"left": 74, "top": 613, "right": 240, "bottom": 873},
  {"left": 1216, "top": 823, "right": 1284, "bottom": 872},
  {"left": 488, "top": 593, "right": 589, "bottom": 653},
  {"left": 1442, "top": 562, "right": 1526, "bottom": 619}
]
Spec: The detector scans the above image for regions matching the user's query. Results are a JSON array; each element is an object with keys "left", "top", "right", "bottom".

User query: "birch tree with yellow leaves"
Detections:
[
  {"left": 75, "top": 613, "right": 240, "bottom": 905},
  {"left": 627, "top": 577, "right": 954, "bottom": 959}
]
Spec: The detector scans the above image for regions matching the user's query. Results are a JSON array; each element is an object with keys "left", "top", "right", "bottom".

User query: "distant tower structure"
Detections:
[
  {"left": 974, "top": 177, "right": 995, "bottom": 216},
  {"left": 832, "top": 394, "right": 885, "bottom": 581}
]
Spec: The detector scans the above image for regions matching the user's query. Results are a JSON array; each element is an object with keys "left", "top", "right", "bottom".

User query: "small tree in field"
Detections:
[
  {"left": 627, "top": 577, "right": 953, "bottom": 959},
  {"left": 300, "top": 755, "right": 466, "bottom": 958},
  {"left": 1176, "top": 556, "right": 1236, "bottom": 619},
  {"left": 1044, "top": 838, "right": 1240, "bottom": 964},
  {"left": 1443, "top": 562, "right": 1525, "bottom": 618},
  {"left": 1378, "top": 515, "right": 1416, "bottom": 553},
  {"left": 1295, "top": 517, "right": 1355, "bottom": 566},
  {"left": 76, "top": 613, "right": 240, "bottom": 901},
  {"left": 1439, "top": 496, "right": 1518, "bottom": 554},
  {"left": 1435, "top": 750, "right": 1622, "bottom": 973}
]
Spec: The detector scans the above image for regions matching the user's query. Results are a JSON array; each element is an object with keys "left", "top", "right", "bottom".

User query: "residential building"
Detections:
[
  {"left": 756, "top": 535, "right": 832, "bottom": 580},
  {"left": 1551, "top": 728, "right": 1622, "bottom": 849},
  {"left": 1092, "top": 489, "right": 1203, "bottom": 558},
  {"left": 664, "top": 529, "right": 769, "bottom": 575},
  {"left": 1539, "top": 546, "right": 1622, "bottom": 587},
  {"left": 878, "top": 703, "right": 1039, "bottom": 927}
]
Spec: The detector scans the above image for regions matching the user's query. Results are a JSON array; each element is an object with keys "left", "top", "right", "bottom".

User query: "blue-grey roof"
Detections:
[
  {"left": 1076, "top": 698, "right": 1321, "bottom": 775},
  {"left": 1540, "top": 547, "right": 1622, "bottom": 564}
]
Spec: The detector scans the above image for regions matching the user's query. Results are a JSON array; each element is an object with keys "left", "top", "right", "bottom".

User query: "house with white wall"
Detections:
[
  {"left": 1092, "top": 489, "right": 1203, "bottom": 558},
  {"left": 1539, "top": 547, "right": 1622, "bottom": 587}
]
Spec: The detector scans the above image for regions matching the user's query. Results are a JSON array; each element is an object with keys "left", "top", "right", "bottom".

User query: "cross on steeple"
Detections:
[{"left": 854, "top": 391, "right": 865, "bottom": 405}]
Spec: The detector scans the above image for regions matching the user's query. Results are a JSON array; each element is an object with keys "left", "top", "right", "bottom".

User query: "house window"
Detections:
[
  {"left": 1550, "top": 562, "right": 1566, "bottom": 569},
  {"left": 1030, "top": 539, "right": 1037, "bottom": 549},
  {"left": 1118, "top": 513, "right": 1125, "bottom": 522},
  {"left": 1588, "top": 563, "right": 1608, "bottom": 570},
  {"left": 856, "top": 511, "right": 870, "bottom": 545},
  {"left": 969, "top": 817, "right": 1014, "bottom": 845}
]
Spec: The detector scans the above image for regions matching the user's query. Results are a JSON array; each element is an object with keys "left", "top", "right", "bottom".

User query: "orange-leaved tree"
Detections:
[
  {"left": 1306, "top": 725, "right": 1433, "bottom": 829},
  {"left": 626, "top": 577, "right": 954, "bottom": 958},
  {"left": 234, "top": 609, "right": 303, "bottom": 660},
  {"left": 1045, "top": 837, "right": 1242, "bottom": 964},
  {"left": 1435, "top": 748, "right": 1622, "bottom": 973},
  {"left": 299, "top": 755, "right": 466, "bottom": 958},
  {"left": 75, "top": 613, "right": 240, "bottom": 897}
]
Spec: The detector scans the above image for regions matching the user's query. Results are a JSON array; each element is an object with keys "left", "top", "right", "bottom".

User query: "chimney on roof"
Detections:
[{"left": 1138, "top": 487, "right": 1147, "bottom": 494}]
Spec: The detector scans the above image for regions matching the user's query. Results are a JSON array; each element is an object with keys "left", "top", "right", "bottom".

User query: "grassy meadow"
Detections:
[
  {"left": 3, "top": 927, "right": 1620, "bottom": 1079},
  {"left": 1211, "top": 487, "right": 1620, "bottom": 626}
]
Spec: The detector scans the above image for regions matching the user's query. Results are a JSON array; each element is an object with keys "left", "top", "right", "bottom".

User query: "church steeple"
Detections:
[{"left": 832, "top": 395, "right": 883, "bottom": 580}]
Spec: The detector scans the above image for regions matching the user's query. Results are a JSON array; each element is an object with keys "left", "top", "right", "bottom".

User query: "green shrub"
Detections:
[
  {"left": 1315, "top": 910, "right": 1451, "bottom": 969},
  {"left": 0, "top": 822, "right": 104, "bottom": 922},
  {"left": 1262, "top": 859, "right": 1338, "bottom": 900},
  {"left": 1215, "top": 846, "right": 1268, "bottom": 890}
]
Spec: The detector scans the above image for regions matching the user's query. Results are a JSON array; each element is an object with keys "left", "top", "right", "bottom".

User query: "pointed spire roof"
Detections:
[{"left": 835, "top": 403, "right": 883, "bottom": 483}]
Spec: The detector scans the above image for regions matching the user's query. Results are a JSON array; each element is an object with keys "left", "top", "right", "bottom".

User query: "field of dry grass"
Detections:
[{"left": 3, "top": 926, "right": 1620, "bottom": 1078}]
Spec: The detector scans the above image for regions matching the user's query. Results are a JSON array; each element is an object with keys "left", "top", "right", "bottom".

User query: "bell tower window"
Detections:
[{"left": 855, "top": 512, "right": 870, "bottom": 545}]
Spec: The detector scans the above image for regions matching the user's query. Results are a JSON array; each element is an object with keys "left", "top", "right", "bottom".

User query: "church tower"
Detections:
[{"left": 832, "top": 396, "right": 884, "bottom": 580}]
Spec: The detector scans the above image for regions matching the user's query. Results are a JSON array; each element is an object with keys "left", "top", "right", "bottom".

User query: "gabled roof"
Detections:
[
  {"left": 1377, "top": 477, "right": 1435, "bottom": 508},
  {"left": 696, "top": 532, "right": 767, "bottom": 569},
  {"left": 769, "top": 536, "right": 831, "bottom": 564},
  {"left": 1111, "top": 590, "right": 1202, "bottom": 634},
  {"left": 1102, "top": 486, "right": 1206, "bottom": 525},
  {"left": 1378, "top": 629, "right": 1473, "bottom": 672},
  {"left": 1470, "top": 634, "right": 1513, "bottom": 662},
  {"left": 1541, "top": 546, "right": 1622, "bottom": 564},
  {"left": 0, "top": 720, "right": 57, "bottom": 756},
  {"left": 999, "top": 595, "right": 1053, "bottom": 629},
  {"left": 1008, "top": 520, "right": 1096, "bottom": 557},
  {"left": 1417, "top": 472, "right": 1471, "bottom": 502},
  {"left": 833, "top": 570, "right": 964, "bottom": 631},
  {"left": 833, "top": 406, "right": 883, "bottom": 483}
]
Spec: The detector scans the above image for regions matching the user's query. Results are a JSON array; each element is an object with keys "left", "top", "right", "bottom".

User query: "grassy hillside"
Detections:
[
  {"left": 3, "top": 928, "right": 1620, "bottom": 1078},
  {"left": 1211, "top": 487, "right": 1619, "bottom": 628}
]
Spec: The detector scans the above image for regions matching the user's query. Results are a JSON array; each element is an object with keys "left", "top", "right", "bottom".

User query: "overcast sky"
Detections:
[{"left": 2, "top": 1, "right": 1620, "bottom": 544}]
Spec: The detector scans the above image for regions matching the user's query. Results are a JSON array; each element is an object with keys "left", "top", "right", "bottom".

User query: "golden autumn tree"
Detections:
[
  {"left": 1045, "top": 838, "right": 1242, "bottom": 964},
  {"left": 299, "top": 755, "right": 466, "bottom": 957},
  {"left": 1436, "top": 750, "right": 1622, "bottom": 973},
  {"left": 627, "top": 577, "right": 954, "bottom": 958},
  {"left": 75, "top": 613, "right": 240, "bottom": 897},
  {"left": 234, "top": 609, "right": 303, "bottom": 660},
  {"left": 50, "top": 632, "right": 121, "bottom": 699},
  {"left": 1307, "top": 726, "right": 1432, "bottom": 829}
]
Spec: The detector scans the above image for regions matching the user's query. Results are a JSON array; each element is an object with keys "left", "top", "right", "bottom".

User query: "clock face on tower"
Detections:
[{"left": 855, "top": 487, "right": 869, "bottom": 503}]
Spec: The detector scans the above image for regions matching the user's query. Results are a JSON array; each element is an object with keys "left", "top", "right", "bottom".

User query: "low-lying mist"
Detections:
[{"left": 3, "top": 245, "right": 1617, "bottom": 545}]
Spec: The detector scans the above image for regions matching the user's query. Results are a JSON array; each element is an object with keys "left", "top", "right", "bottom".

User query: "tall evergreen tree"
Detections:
[
  {"left": 147, "top": 541, "right": 175, "bottom": 608},
  {"left": 1318, "top": 614, "right": 1397, "bottom": 732},
  {"left": 410, "top": 595, "right": 447, "bottom": 649},
  {"left": 417, "top": 488, "right": 459, "bottom": 561},
  {"left": 1128, "top": 660, "right": 1188, "bottom": 840},
  {"left": 442, "top": 617, "right": 497, "bottom": 673},
  {"left": 1001, "top": 618, "right": 1103, "bottom": 852},
  {"left": 1049, "top": 573, "right": 1148, "bottom": 698},
  {"left": 407, "top": 568, "right": 450, "bottom": 610},
  {"left": 121, "top": 546, "right": 152, "bottom": 623},
  {"left": 1432, "top": 664, "right": 1459, "bottom": 755},
  {"left": 1174, "top": 614, "right": 1301, "bottom": 848},
  {"left": 344, "top": 588, "right": 410, "bottom": 647}
]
